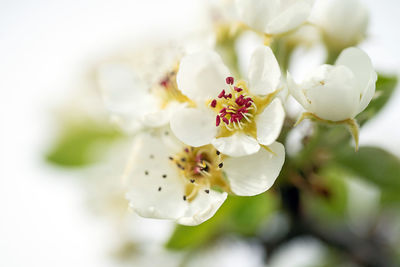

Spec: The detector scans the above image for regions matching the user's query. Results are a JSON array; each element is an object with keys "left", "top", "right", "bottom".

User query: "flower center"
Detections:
[
  {"left": 156, "top": 67, "right": 192, "bottom": 108},
  {"left": 168, "top": 145, "right": 229, "bottom": 201},
  {"left": 210, "top": 77, "right": 257, "bottom": 131}
]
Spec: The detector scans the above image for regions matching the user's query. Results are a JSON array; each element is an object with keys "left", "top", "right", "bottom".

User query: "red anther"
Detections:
[
  {"left": 245, "top": 101, "right": 252, "bottom": 108},
  {"left": 218, "top": 90, "right": 225, "bottom": 98},
  {"left": 219, "top": 107, "right": 226, "bottom": 113},
  {"left": 226, "top": 76, "right": 234, "bottom": 85},
  {"left": 226, "top": 93, "right": 232, "bottom": 99},
  {"left": 184, "top": 148, "right": 189, "bottom": 153},
  {"left": 211, "top": 99, "right": 217, "bottom": 108},
  {"left": 222, "top": 117, "right": 229, "bottom": 124},
  {"left": 216, "top": 115, "right": 221, "bottom": 126},
  {"left": 234, "top": 87, "right": 242, "bottom": 92},
  {"left": 237, "top": 107, "right": 247, "bottom": 113},
  {"left": 160, "top": 78, "right": 169, "bottom": 88},
  {"left": 235, "top": 95, "right": 245, "bottom": 105}
]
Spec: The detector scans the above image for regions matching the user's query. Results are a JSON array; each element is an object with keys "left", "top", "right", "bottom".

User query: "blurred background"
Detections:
[{"left": 1, "top": 0, "right": 399, "bottom": 266}]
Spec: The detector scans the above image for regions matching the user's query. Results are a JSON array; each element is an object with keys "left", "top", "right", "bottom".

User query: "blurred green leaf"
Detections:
[
  {"left": 358, "top": 74, "right": 398, "bottom": 125},
  {"left": 166, "top": 193, "right": 277, "bottom": 250},
  {"left": 46, "top": 121, "right": 122, "bottom": 167},
  {"left": 334, "top": 146, "right": 400, "bottom": 190},
  {"left": 304, "top": 167, "right": 348, "bottom": 221},
  {"left": 334, "top": 146, "right": 400, "bottom": 205}
]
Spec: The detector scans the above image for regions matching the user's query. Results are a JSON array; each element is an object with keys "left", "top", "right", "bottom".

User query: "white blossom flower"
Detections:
[
  {"left": 96, "top": 44, "right": 191, "bottom": 133},
  {"left": 288, "top": 47, "right": 377, "bottom": 149},
  {"left": 170, "top": 46, "right": 285, "bottom": 157},
  {"left": 311, "top": 0, "right": 368, "bottom": 50},
  {"left": 235, "top": 0, "right": 315, "bottom": 35},
  {"left": 125, "top": 127, "right": 285, "bottom": 226}
]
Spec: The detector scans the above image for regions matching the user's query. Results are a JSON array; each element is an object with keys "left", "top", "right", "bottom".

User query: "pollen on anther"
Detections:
[
  {"left": 218, "top": 162, "right": 223, "bottom": 168},
  {"left": 190, "top": 179, "right": 195, "bottom": 183},
  {"left": 216, "top": 150, "right": 220, "bottom": 155}
]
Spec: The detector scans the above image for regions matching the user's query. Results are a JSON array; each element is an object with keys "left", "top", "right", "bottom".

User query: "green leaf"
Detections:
[
  {"left": 46, "top": 121, "right": 123, "bottom": 167},
  {"left": 303, "top": 167, "right": 349, "bottom": 221},
  {"left": 333, "top": 146, "right": 400, "bottom": 205},
  {"left": 334, "top": 146, "right": 400, "bottom": 190},
  {"left": 165, "top": 193, "right": 277, "bottom": 250},
  {"left": 357, "top": 74, "right": 398, "bottom": 125}
]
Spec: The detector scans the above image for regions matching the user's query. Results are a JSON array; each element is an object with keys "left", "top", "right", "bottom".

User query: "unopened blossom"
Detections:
[
  {"left": 235, "top": 0, "right": 315, "bottom": 35},
  {"left": 311, "top": 0, "right": 368, "bottom": 50},
  {"left": 170, "top": 46, "right": 285, "bottom": 157},
  {"left": 288, "top": 47, "right": 377, "bottom": 149},
  {"left": 125, "top": 127, "right": 285, "bottom": 226},
  {"left": 96, "top": 45, "right": 191, "bottom": 133}
]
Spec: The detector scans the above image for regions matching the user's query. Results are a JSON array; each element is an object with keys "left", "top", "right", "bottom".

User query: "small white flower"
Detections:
[
  {"left": 288, "top": 47, "right": 377, "bottom": 149},
  {"left": 311, "top": 0, "right": 368, "bottom": 50},
  {"left": 170, "top": 46, "right": 285, "bottom": 157},
  {"left": 96, "top": 45, "right": 190, "bottom": 133},
  {"left": 125, "top": 127, "right": 285, "bottom": 226},
  {"left": 235, "top": 0, "right": 315, "bottom": 35}
]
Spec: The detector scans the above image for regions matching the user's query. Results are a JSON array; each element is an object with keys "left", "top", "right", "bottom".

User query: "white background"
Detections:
[{"left": 0, "top": 0, "right": 399, "bottom": 266}]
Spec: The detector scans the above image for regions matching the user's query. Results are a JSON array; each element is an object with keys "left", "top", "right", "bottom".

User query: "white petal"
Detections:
[
  {"left": 335, "top": 47, "right": 377, "bottom": 115},
  {"left": 256, "top": 98, "right": 285, "bottom": 146},
  {"left": 125, "top": 132, "right": 186, "bottom": 221},
  {"left": 170, "top": 107, "right": 217, "bottom": 147},
  {"left": 266, "top": 0, "right": 315, "bottom": 34},
  {"left": 212, "top": 132, "right": 260, "bottom": 157},
  {"left": 97, "top": 62, "right": 157, "bottom": 115},
  {"left": 287, "top": 72, "right": 310, "bottom": 109},
  {"left": 235, "top": 0, "right": 279, "bottom": 33},
  {"left": 312, "top": 0, "right": 368, "bottom": 48},
  {"left": 143, "top": 102, "right": 186, "bottom": 128},
  {"left": 177, "top": 50, "right": 230, "bottom": 102},
  {"left": 177, "top": 190, "right": 228, "bottom": 226},
  {"left": 224, "top": 142, "right": 285, "bottom": 196},
  {"left": 126, "top": 131, "right": 227, "bottom": 226},
  {"left": 303, "top": 65, "right": 359, "bottom": 121},
  {"left": 248, "top": 46, "right": 281, "bottom": 95}
]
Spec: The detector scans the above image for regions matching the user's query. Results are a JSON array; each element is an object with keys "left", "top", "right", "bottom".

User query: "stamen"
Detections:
[
  {"left": 216, "top": 115, "right": 221, "bottom": 126},
  {"left": 226, "top": 76, "right": 234, "bottom": 85},
  {"left": 211, "top": 99, "right": 217, "bottom": 108}
]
